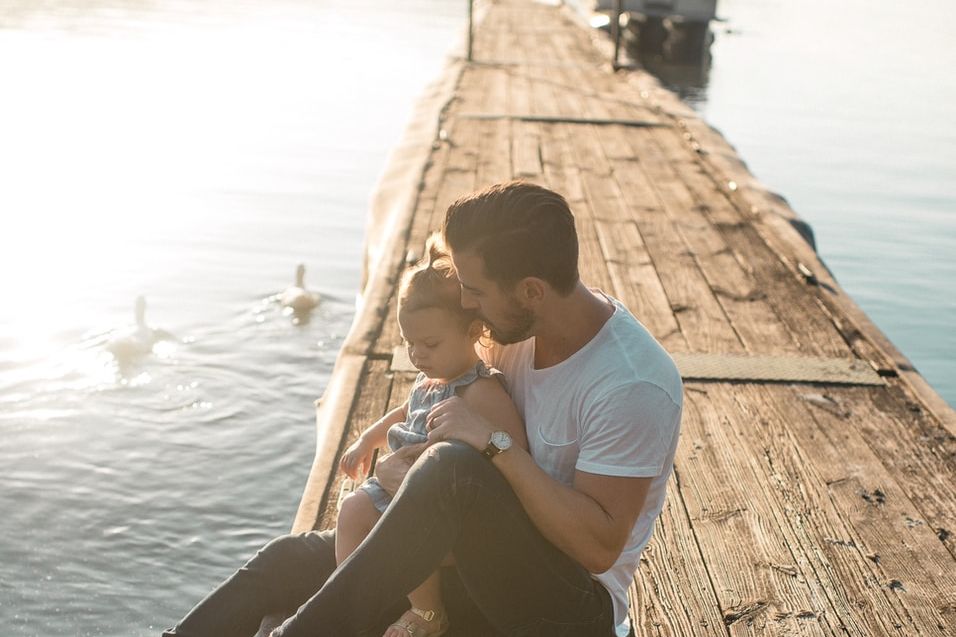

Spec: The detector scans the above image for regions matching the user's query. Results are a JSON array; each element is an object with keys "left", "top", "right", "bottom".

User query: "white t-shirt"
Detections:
[{"left": 480, "top": 294, "right": 683, "bottom": 636}]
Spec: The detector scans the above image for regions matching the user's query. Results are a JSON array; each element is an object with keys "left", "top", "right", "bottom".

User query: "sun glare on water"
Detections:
[{"left": 0, "top": 15, "right": 321, "bottom": 366}]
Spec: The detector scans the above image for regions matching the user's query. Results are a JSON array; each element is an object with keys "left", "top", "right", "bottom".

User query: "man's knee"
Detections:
[
  {"left": 244, "top": 531, "right": 338, "bottom": 609},
  {"left": 248, "top": 532, "right": 334, "bottom": 576},
  {"left": 414, "top": 441, "right": 493, "bottom": 485}
]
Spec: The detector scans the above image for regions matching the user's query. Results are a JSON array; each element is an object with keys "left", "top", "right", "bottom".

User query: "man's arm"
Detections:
[
  {"left": 426, "top": 397, "right": 652, "bottom": 573},
  {"left": 457, "top": 376, "right": 529, "bottom": 453},
  {"left": 495, "top": 449, "right": 650, "bottom": 573},
  {"left": 376, "top": 375, "right": 528, "bottom": 498}
]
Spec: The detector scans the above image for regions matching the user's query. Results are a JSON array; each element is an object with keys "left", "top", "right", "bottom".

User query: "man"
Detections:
[{"left": 164, "top": 181, "right": 682, "bottom": 637}]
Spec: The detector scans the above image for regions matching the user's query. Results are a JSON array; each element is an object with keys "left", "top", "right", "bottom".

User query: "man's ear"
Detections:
[{"left": 517, "top": 277, "right": 547, "bottom": 305}]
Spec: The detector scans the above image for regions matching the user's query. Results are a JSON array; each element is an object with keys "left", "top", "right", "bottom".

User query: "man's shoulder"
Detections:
[{"left": 591, "top": 297, "right": 682, "bottom": 403}]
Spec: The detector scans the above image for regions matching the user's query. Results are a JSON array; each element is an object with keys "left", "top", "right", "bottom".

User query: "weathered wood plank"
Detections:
[
  {"left": 678, "top": 385, "right": 840, "bottom": 637},
  {"left": 542, "top": 43, "right": 589, "bottom": 119},
  {"left": 567, "top": 122, "right": 746, "bottom": 355},
  {"left": 708, "top": 385, "right": 918, "bottom": 636},
  {"left": 604, "top": 149, "right": 801, "bottom": 355},
  {"left": 387, "top": 372, "right": 416, "bottom": 413},
  {"left": 454, "top": 65, "right": 487, "bottom": 115},
  {"left": 428, "top": 115, "right": 480, "bottom": 234},
  {"left": 511, "top": 119, "right": 543, "bottom": 178},
  {"left": 506, "top": 47, "right": 532, "bottom": 116},
  {"left": 475, "top": 117, "right": 512, "bottom": 189},
  {"left": 631, "top": 459, "right": 729, "bottom": 636},
  {"left": 573, "top": 214, "right": 615, "bottom": 297},
  {"left": 861, "top": 383, "right": 956, "bottom": 559},
  {"left": 631, "top": 210, "right": 745, "bottom": 354},
  {"left": 316, "top": 359, "right": 395, "bottom": 531},
  {"left": 483, "top": 65, "right": 510, "bottom": 115},
  {"left": 732, "top": 384, "right": 954, "bottom": 635},
  {"left": 565, "top": 122, "right": 614, "bottom": 177},
  {"left": 539, "top": 118, "right": 586, "bottom": 205},
  {"left": 640, "top": 125, "right": 853, "bottom": 358},
  {"left": 592, "top": 217, "right": 684, "bottom": 352},
  {"left": 373, "top": 292, "right": 402, "bottom": 358},
  {"left": 526, "top": 31, "right": 561, "bottom": 119}
]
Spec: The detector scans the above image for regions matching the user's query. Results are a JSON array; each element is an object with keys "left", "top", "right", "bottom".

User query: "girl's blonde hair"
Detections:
[{"left": 399, "top": 233, "right": 478, "bottom": 330}]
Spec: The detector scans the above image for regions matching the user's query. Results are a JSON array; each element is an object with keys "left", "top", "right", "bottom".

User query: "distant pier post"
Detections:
[
  {"left": 612, "top": 0, "right": 623, "bottom": 68},
  {"left": 468, "top": 0, "right": 474, "bottom": 61}
]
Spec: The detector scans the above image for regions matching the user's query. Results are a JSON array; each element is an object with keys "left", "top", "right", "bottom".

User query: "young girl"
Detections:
[{"left": 335, "top": 236, "right": 528, "bottom": 637}]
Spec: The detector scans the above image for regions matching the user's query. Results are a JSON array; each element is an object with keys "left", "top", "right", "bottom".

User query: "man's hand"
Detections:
[
  {"left": 375, "top": 443, "right": 427, "bottom": 496},
  {"left": 426, "top": 396, "right": 494, "bottom": 451}
]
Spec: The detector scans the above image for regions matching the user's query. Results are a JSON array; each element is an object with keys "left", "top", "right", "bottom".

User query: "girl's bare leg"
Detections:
[{"left": 335, "top": 491, "right": 381, "bottom": 564}]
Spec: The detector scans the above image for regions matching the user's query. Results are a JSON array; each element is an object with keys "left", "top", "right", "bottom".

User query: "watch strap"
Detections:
[{"left": 481, "top": 440, "right": 501, "bottom": 459}]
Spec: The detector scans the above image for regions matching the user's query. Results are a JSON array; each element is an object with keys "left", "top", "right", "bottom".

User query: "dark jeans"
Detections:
[{"left": 164, "top": 442, "right": 617, "bottom": 637}]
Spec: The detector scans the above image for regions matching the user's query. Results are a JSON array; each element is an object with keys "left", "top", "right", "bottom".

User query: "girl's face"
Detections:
[{"left": 398, "top": 307, "right": 479, "bottom": 382}]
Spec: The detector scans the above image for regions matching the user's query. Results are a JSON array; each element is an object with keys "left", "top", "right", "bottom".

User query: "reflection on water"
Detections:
[
  {"left": 640, "top": 53, "right": 711, "bottom": 106},
  {"left": 620, "top": 0, "right": 956, "bottom": 405},
  {"left": 0, "top": 1, "right": 466, "bottom": 635}
]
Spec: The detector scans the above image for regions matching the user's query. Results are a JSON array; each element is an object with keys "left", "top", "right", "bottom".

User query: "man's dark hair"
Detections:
[{"left": 442, "top": 181, "right": 579, "bottom": 295}]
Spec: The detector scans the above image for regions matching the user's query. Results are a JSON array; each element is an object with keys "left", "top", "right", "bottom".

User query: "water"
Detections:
[
  {"left": 637, "top": 0, "right": 956, "bottom": 404},
  {"left": 0, "top": 1, "right": 953, "bottom": 635},
  {"left": 0, "top": 1, "right": 467, "bottom": 635}
]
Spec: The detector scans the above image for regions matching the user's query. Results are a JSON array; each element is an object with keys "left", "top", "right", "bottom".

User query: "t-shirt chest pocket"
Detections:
[
  {"left": 536, "top": 420, "right": 578, "bottom": 446},
  {"left": 526, "top": 387, "right": 578, "bottom": 446},
  {"left": 525, "top": 390, "right": 579, "bottom": 485},
  {"left": 530, "top": 420, "right": 579, "bottom": 486}
]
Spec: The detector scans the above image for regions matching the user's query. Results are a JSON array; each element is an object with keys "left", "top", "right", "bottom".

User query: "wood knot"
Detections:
[
  {"left": 723, "top": 600, "right": 769, "bottom": 626},
  {"left": 769, "top": 563, "right": 799, "bottom": 578},
  {"left": 860, "top": 488, "right": 887, "bottom": 506},
  {"left": 825, "top": 537, "right": 857, "bottom": 549}
]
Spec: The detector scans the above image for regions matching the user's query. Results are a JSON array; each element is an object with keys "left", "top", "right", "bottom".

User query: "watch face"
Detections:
[{"left": 491, "top": 431, "right": 512, "bottom": 451}]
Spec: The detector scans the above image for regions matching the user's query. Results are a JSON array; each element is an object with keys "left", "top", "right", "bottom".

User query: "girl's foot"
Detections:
[{"left": 383, "top": 607, "right": 449, "bottom": 637}]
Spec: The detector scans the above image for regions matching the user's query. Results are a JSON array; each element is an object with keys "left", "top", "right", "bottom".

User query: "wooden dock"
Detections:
[{"left": 292, "top": 1, "right": 956, "bottom": 634}]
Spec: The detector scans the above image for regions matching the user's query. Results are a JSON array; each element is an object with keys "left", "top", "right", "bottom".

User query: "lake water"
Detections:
[
  {"left": 0, "top": 1, "right": 466, "bottom": 635},
  {"left": 0, "top": 1, "right": 952, "bottom": 635},
  {"left": 639, "top": 0, "right": 956, "bottom": 403}
]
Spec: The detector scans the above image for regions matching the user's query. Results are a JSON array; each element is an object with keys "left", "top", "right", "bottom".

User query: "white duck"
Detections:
[
  {"left": 107, "top": 296, "right": 169, "bottom": 361},
  {"left": 280, "top": 264, "right": 320, "bottom": 313}
]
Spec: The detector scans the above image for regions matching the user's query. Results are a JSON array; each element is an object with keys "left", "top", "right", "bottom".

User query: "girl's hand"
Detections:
[{"left": 339, "top": 437, "right": 374, "bottom": 480}]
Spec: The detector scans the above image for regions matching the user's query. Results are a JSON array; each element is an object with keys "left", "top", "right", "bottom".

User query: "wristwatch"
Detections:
[{"left": 481, "top": 431, "right": 513, "bottom": 459}]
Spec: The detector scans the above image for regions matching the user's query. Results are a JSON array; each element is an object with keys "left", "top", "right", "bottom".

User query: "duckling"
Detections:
[
  {"left": 280, "top": 264, "right": 320, "bottom": 312},
  {"left": 107, "top": 296, "right": 170, "bottom": 361}
]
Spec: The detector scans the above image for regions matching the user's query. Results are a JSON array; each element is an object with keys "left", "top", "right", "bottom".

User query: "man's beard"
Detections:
[{"left": 483, "top": 301, "right": 535, "bottom": 345}]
